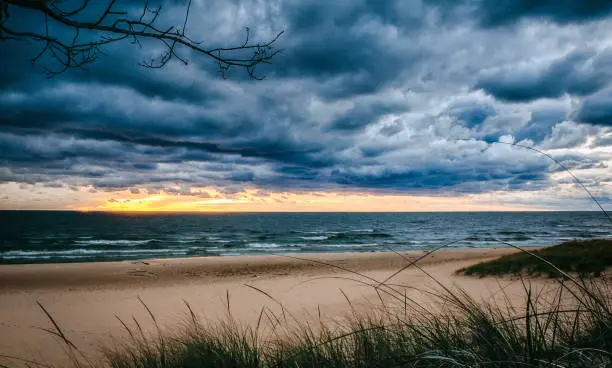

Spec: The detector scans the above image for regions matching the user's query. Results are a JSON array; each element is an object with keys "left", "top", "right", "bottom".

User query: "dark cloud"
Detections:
[
  {"left": 0, "top": 40, "right": 47, "bottom": 91},
  {"left": 378, "top": 120, "right": 404, "bottom": 137},
  {"left": 475, "top": 49, "right": 612, "bottom": 102},
  {"left": 514, "top": 104, "right": 568, "bottom": 142},
  {"left": 541, "top": 121, "right": 595, "bottom": 149},
  {"left": 226, "top": 171, "right": 255, "bottom": 182},
  {"left": 328, "top": 159, "right": 551, "bottom": 194},
  {"left": 576, "top": 88, "right": 612, "bottom": 126},
  {"left": 592, "top": 134, "right": 612, "bottom": 147},
  {"left": 443, "top": 100, "right": 497, "bottom": 128},
  {"left": 275, "top": 0, "right": 427, "bottom": 99},
  {"left": 472, "top": 0, "right": 612, "bottom": 27},
  {"left": 327, "top": 101, "right": 409, "bottom": 131},
  {"left": 429, "top": 0, "right": 612, "bottom": 28},
  {"left": 65, "top": 61, "right": 223, "bottom": 103}
]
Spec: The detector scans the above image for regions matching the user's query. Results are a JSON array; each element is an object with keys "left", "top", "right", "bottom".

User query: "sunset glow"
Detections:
[{"left": 4, "top": 181, "right": 599, "bottom": 213}]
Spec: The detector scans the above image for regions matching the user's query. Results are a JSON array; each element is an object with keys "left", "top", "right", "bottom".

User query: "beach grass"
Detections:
[
  {"left": 96, "top": 240, "right": 612, "bottom": 368},
  {"left": 4, "top": 240, "right": 611, "bottom": 368},
  {"left": 458, "top": 239, "right": 612, "bottom": 278},
  {"left": 100, "top": 279, "right": 612, "bottom": 368}
]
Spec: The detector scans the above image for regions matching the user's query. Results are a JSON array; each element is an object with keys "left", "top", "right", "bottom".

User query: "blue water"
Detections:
[{"left": 0, "top": 211, "right": 610, "bottom": 264}]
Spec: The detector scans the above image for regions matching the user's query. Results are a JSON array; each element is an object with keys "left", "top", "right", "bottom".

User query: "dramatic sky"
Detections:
[{"left": 1, "top": 0, "right": 612, "bottom": 212}]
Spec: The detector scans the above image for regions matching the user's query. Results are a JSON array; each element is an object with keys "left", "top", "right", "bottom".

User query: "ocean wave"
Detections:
[
  {"left": 74, "top": 239, "right": 155, "bottom": 246},
  {"left": 465, "top": 236, "right": 500, "bottom": 242},
  {"left": 502, "top": 236, "right": 533, "bottom": 241},
  {"left": 250, "top": 247, "right": 296, "bottom": 253},
  {"left": 291, "top": 230, "right": 339, "bottom": 235},
  {"left": 247, "top": 242, "right": 286, "bottom": 248},
  {"left": 560, "top": 231, "right": 596, "bottom": 238},
  {"left": 299, "top": 236, "right": 328, "bottom": 241},
  {"left": 1, "top": 248, "right": 187, "bottom": 257},
  {"left": 243, "top": 242, "right": 380, "bottom": 250},
  {"left": 172, "top": 239, "right": 199, "bottom": 244},
  {"left": 327, "top": 232, "right": 392, "bottom": 240},
  {"left": 497, "top": 231, "right": 527, "bottom": 236},
  {"left": 319, "top": 243, "right": 379, "bottom": 248},
  {"left": 1, "top": 255, "right": 55, "bottom": 260},
  {"left": 204, "top": 236, "right": 232, "bottom": 243}
]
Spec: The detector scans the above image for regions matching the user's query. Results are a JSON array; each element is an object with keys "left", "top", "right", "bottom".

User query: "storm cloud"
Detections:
[
  {"left": 576, "top": 88, "right": 612, "bottom": 126},
  {"left": 475, "top": 48, "right": 612, "bottom": 102},
  {"left": 1, "top": 0, "right": 611, "bottom": 208}
]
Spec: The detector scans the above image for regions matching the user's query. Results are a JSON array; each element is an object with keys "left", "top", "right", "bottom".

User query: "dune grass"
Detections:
[
  {"left": 458, "top": 239, "right": 612, "bottom": 278},
  {"left": 3, "top": 240, "right": 611, "bottom": 368},
  {"left": 43, "top": 241, "right": 609, "bottom": 368},
  {"left": 100, "top": 278, "right": 612, "bottom": 368}
]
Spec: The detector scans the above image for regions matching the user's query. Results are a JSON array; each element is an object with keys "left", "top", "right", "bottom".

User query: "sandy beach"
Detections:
[{"left": 0, "top": 248, "right": 554, "bottom": 366}]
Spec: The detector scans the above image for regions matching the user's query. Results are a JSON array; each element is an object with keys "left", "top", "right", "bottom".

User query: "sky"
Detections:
[{"left": 1, "top": 0, "right": 611, "bottom": 212}]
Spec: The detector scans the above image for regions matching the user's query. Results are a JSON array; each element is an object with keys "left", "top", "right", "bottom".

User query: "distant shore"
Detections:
[{"left": 0, "top": 248, "right": 552, "bottom": 366}]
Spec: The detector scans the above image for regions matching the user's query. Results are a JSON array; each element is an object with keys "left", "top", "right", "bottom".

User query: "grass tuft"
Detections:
[
  {"left": 458, "top": 239, "right": 612, "bottom": 278},
  {"left": 100, "top": 279, "right": 612, "bottom": 368}
]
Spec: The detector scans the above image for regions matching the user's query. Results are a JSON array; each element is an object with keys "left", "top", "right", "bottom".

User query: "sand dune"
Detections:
[{"left": 0, "top": 248, "right": 554, "bottom": 366}]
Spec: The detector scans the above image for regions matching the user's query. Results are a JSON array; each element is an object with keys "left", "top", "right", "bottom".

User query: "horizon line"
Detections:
[{"left": 0, "top": 209, "right": 605, "bottom": 214}]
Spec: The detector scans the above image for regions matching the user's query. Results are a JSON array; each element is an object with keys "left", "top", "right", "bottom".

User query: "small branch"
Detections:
[{"left": 0, "top": 0, "right": 283, "bottom": 78}]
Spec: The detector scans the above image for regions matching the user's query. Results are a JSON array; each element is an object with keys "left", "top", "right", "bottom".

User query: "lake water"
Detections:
[{"left": 0, "top": 211, "right": 610, "bottom": 264}]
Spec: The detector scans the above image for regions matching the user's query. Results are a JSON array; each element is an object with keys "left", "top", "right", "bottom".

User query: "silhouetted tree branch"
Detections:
[{"left": 0, "top": 0, "right": 283, "bottom": 78}]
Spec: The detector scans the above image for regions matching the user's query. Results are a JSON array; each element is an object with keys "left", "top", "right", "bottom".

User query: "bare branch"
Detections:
[{"left": 0, "top": 0, "right": 283, "bottom": 78}]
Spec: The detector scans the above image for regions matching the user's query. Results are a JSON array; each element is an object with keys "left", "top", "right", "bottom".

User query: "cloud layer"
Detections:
[{"left": 1, "top": 0, "right": 611, "bottom": 210}]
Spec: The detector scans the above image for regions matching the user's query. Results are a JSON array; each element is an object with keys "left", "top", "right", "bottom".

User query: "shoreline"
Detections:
[
  {"left": 0, "top": 242, "right": 553, "bottom": 266},
  {"left": 0, "top": 247, "right": 551, "bottom": 366},
  {"left": 0, "top": 247, "right": 525, "bottom": 292}
]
